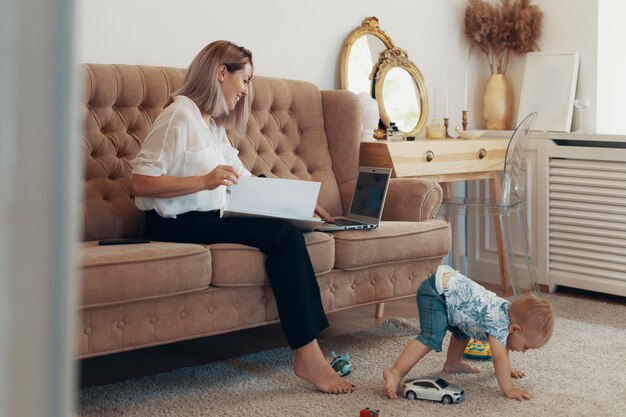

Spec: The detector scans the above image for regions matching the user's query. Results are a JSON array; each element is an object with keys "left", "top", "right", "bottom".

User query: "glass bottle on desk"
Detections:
[
  {"left": 426, "top": 118, "right": 446, "bottom": 139},
  {"left": 386, "top": 122, "right": 403, "bottom": 141}
]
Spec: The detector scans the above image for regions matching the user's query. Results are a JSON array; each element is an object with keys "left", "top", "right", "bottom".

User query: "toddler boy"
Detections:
[{"left": 383, "top": 265, "right": 554, "bottom": 401}]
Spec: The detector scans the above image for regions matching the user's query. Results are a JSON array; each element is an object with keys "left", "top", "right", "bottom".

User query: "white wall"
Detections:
[
  {"left": 76, "top": 0, "right": 604, "bottom": 132},
  {"left": 597, "top": 0, "right": 626, "bottom": 134},
  {"left": 77, "top": 0, "right": 473, "bottom": 130}
]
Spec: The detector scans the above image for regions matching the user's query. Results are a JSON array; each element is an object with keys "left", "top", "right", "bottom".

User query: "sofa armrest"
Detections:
[{"left": 381, "top": 178, "right": 443, "bottom": 222}]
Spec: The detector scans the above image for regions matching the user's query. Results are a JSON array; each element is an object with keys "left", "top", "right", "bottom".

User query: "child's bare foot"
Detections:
[
  {"left": 383, "top": 367, "right": 405, "bottom": 399},
  {"left": 293, "top": 339, "right": 354, "bottom": 394},
  {"left": 443, "top": 360, "right": 481, "bottom": 373}
]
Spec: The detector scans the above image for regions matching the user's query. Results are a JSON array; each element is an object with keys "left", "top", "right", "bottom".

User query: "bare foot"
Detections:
[
  {"left": 293, "top": 339, "right": 354, "bottom": 394},
  {"left": 443, "top": 360, "right": 481, "bottom": 373},
  {"left": 383, "top": 367, "right": 405, "bottom": 399}
]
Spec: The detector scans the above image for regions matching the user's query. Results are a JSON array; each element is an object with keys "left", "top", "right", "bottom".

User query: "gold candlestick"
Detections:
[
  {"left": 462, "top": 110, "right": 468, "bottom": 131},
  {"left": 443, "top": 117, "right": 452, "bottom": 138}
]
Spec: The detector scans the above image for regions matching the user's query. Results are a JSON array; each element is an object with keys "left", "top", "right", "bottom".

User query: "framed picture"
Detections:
[{"left": 516, "top": 51, "right": 580, "bottom": 132}]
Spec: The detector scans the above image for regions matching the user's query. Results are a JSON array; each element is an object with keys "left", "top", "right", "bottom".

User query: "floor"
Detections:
[{"left": 79, "top": 284, "right": 625, "bottom": 388}]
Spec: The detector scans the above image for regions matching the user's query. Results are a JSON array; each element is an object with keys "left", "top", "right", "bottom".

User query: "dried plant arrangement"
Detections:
[{"left": 464, "top": 0, "right": 543, "bottom": 74}]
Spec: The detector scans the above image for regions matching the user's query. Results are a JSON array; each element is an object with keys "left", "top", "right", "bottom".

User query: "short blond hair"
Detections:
[
  {"left": 509, "top": 293, "right": 555, "bottom": 341},
  {"left": 174, "top": 40, "right": 253, "bottom": 134}
]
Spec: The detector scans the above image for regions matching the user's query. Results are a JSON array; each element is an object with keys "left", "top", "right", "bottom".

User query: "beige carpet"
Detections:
[{"left": 79, "top": 295, "right": 626, "bottom": 416}]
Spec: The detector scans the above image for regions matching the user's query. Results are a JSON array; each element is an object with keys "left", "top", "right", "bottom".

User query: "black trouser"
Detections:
[{"left": 144, "top": 210, "right": 329, "bottom": 349}]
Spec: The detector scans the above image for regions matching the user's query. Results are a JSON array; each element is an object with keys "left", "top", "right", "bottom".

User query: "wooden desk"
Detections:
[
  {"left": 359, "top": 138, "right": 508, "bottom": 182},
  {"left": 360, "top": 137, "right": 511, "bottom": 289}
]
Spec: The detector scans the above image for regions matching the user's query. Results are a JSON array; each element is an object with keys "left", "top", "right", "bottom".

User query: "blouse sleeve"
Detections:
[
  {"left": 232, "top": 153, "right": 252, "bottom": 178},
  {"left": 131, "top": 113, "right": 181, "bottom": 177}
]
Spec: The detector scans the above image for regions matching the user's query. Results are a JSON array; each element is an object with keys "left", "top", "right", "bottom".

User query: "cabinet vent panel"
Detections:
[
  {"left": 550, "top": 231, "right": 626, "bottom": 249},
  {"left": 550, "top": 224, "right": 626, "bottom": 240},
  {"left": 550, "top": 215, "right": 626, "bottom": 232},
  {"left": 550, "top": 262, "right": 626, "bottom": 283},
  {"left": 550, "top": 183, "right": 626, "bottom": 198},
  {"left": 549, "top": 158, "right": 626, "bottom": 283},
  {"left": 549, "top": 176, "right": 626, "bottom": 190},
  {"left": 550, "top": 208, "right": 626, "bottom": 227},
  {"left": 551, "top": 255, "right": 626, "bottom": 275},
  {"left": 550, "top": 247, "right": 626, "bottom": 267},
  {"left": 549, "top": 200, "right": 626, "bottom": 216},
  {"left": 550, "top": 239, "right": 625, "bottom": 257},
  {"left": 550, "top": 191, "right": 626, "bottom": 207},
  {"left": 550, "top": 158, "right": 626, "bottom": 173}
]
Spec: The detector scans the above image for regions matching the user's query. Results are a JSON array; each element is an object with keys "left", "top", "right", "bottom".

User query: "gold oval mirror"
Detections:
[
  {"left": 340, "top": 17, "right": 394, "bottom": 94},
  {"left": 373, "top": 47, "right": 429, "bottom": 137}
]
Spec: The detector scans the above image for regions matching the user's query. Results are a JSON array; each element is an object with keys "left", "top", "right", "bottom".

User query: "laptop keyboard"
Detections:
[{"left": 334, "top": 218, "right": 365, "bottom": 226}]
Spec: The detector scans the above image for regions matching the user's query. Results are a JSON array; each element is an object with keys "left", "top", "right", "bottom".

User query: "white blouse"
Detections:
[{"left": 131, "top": 95, "right": 251, "bottom": 218}]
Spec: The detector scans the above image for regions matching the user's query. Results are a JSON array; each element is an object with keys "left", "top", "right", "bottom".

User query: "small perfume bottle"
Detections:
[
  {"left": 386, "top": 122, "right": 403, "bottom": 141},
  {"left": 426, "top": 118, "right": 446, "bottom": 139}
]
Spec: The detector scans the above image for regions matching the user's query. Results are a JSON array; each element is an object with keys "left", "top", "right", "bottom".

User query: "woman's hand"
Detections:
[
  {"left": 204, "top": 165, "right": 240, "bottom": 190},
  {"left": 314, "top": 203, "right": 334, "bottom": 223}
]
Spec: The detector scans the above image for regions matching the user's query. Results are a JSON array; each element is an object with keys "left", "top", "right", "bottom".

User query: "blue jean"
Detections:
[{"left": 416, "top": 273, "right": 468, "bottom": 352}]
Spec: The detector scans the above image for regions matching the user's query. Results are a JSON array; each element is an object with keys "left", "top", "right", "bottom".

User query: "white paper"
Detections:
[{"left": 222, "top": 177, "right": 323, "bottom": 230}]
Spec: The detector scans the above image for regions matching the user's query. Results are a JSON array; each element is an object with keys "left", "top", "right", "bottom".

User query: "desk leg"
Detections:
[{"left": 490, "top": 177, "right": 510, "bottom": 291}]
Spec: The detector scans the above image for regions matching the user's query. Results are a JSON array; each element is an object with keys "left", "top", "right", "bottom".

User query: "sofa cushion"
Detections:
[
  {"left": 208, "top": 231, "right": 334, "bottom": 287},
  {"left": 80, "top": 241, "right": 211, "bottom": 307},
  {"left": 331, "top": 220, "right": 450, "bottom": 270}
]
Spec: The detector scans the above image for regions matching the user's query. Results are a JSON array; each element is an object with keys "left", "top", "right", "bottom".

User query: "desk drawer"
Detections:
[{"left": 360, "top": 139, "right": 507, "bottom": 181}]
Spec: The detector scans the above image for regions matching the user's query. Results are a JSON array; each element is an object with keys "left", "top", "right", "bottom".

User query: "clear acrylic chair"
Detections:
[{"left": 440, "top": 112, "right": 539, "bottom": 296}]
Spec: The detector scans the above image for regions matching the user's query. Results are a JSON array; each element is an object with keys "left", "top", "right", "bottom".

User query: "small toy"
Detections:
[
  {"left": 359, "top": 407, "right": 380, "bottom": 417},
  {"left": 329, "top": 351, "right": 352, "bottom": 377},
  {"left": 463, "top": 338, "right": 492, "bottom": 360},
  {"left": 402, "top": 376, "right": 464, "bottom": 404}
]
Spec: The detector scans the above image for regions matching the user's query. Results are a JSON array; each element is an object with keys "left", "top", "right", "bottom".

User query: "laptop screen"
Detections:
[{"left": 348, "top": 169, "right": 391, "bottom": 219}]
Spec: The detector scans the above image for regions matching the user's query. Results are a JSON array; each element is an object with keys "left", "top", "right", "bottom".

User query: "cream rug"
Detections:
[{"left": 79, "top": 295, "right": 626, "bottom": 416}]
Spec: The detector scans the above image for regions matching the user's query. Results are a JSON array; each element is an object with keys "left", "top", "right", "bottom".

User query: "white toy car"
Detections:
[{"left": 401, "top": 376, "right": 464, "bottom": 404}]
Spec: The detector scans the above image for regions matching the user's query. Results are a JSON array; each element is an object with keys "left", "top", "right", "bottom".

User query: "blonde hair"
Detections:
[
  {"left": 174, "top": 40, "right": 254, "bottom": 134},
  {"left": 509, "top": 293, "right": 555, "bottom": 341}
]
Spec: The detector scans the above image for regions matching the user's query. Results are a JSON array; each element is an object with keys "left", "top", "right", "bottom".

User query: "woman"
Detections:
[{"left": 130, "top": 40, "right": 353, "bottom": 394}]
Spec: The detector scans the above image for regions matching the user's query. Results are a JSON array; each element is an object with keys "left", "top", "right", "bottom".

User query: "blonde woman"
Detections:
[{"left": 130, "top": 40, "right": 351, "bottom": 394}]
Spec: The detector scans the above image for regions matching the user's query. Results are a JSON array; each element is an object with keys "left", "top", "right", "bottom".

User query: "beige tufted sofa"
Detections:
[{"left": 77, "top": 64, "right": 451, "bottom": 358}]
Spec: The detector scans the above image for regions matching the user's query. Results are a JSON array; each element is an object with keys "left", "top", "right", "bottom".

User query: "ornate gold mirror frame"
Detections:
[
  {"left": 373, "top": 47, "right": 429, "bottom": 137},
  {"left": 340, "top": 17, "right": 395, "bottom": 93}
]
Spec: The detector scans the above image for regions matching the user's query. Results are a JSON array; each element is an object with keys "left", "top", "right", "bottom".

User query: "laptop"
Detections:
[{"left": 316, "top": 167, "right": 392, "bottom": 232}]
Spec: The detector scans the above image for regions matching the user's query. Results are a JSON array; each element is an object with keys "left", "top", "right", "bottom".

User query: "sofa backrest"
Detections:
[{"left": 81, "top": 64, "right": 358, "bottom": 241}]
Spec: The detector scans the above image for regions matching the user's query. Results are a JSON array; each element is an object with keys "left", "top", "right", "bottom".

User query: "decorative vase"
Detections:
[
  {"left": 357, "top": 92, "right": 380, "bottom": 141},
  {"left": 483, "top": 74, "right": 513, "bottom": 130}
]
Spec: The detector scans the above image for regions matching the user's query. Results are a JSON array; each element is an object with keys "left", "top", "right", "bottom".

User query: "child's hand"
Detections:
[
  {"left": 510, "top": 369, "right": 526, "bottom": 379},
  {"left": 505, "top": 387, "right": 533, "bottom": 401}
]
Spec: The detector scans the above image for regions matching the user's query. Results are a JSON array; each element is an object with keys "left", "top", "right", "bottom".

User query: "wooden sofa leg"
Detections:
[{"left": 375, "top": 302, "right": 385, "bottom": 318}]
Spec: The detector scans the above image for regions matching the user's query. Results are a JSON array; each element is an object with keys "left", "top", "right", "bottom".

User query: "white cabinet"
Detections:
[
  {"left": 543, "top": 139, "right": 626, "bottom": 296},
  {"left": 468, "top": 134, "right": 626, "bottom": 297}
]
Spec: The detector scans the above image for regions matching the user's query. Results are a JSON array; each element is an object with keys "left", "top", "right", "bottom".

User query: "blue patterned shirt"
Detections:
[{"left": 441, "top": 267, "right": 511, "bottom": 345}]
